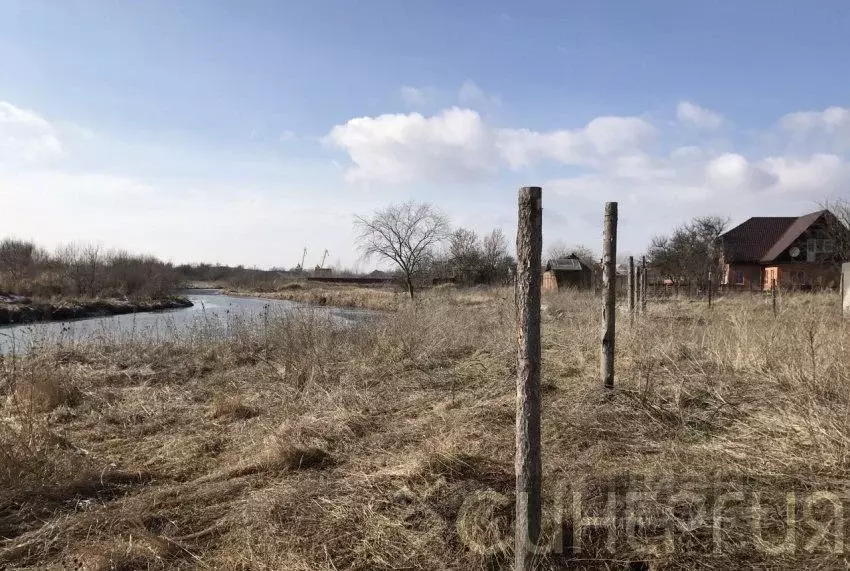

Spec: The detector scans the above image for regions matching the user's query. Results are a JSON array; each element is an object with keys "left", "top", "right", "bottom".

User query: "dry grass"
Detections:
[
  {"left": 228, "top": 281, "right": 404, "bottom": 312},
  {"left": 1, "top": 287, "right": 849, "bottom": 569}
]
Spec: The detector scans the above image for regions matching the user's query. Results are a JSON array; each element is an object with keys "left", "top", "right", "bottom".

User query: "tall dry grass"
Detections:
[{"left": 1, "top": 288, "right": 849, "bottom": 569}]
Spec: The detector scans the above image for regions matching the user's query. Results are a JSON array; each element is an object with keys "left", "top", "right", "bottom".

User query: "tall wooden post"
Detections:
[
  {"left": 707, "top": 271, "right": 713, "bottom": 308},
  {"left": 641, "top": 256, "right": 647, "bottom": 314},
  {"left": 628, "top": 256, "right": 635, "bottom": 323},
  {"left": 772, "top": 278, "right": 778, "bottom": 318},
  {"left": 601, "top": 202, "right": 618, "bottom": 389},
  {"left": 515, "top": 186, "right": 542, "bottom": 570},
  {"left": 635, "top": 261, "right": 642, "bottom": 315}
]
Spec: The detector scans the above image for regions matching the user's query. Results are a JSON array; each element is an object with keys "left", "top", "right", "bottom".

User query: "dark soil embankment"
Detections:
[{"left": 0, "top": 296, "right": 193, "bottom": 325}]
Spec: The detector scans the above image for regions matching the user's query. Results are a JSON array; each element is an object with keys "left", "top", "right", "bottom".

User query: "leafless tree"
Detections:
[
  {"left": 354, "top": 201, "right": 450, "bottom": 299},
  {"left": 481, "top": 228, "right": 508, "bottom": 268},
  {"left": 546, "top": 241, "right": 598, "bottom": 266},
  {"left": 648, "top": 215, "right": 728, "bottom": 286},
  {"left": 0, "top": 239, "right": 41, "bottom": 284},
  {"left": 820, "top": 198, "right": 850, "bottom": 266},
  {"left": 448, "top": 228, "right": 481, "bottom": 285}
]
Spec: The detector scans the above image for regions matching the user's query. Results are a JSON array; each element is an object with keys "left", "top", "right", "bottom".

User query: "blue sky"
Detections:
[{"left": 1, "top": 1, "right": 849, "bottom": 268}]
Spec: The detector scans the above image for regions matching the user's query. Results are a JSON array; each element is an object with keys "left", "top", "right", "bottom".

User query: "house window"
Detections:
[
  {"left": 789, "top": 270, "right": 808, "bottom": 286},
  {"left": 733, "top": 270, "right": 745, "bottom": 285},
  {"left": 804, "top": 238, "right": 836, "bottom": 260},
  {"left": 823, "top": 239, "right": 835, "bottom": 254}
]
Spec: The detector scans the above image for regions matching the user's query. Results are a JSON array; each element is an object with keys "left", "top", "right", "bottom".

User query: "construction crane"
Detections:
[
  {"left": 318, "top": 249, "right": 329, "bottom": 269},
  {"left": 300, "top": 248, "right": 307, "bottom": 271}
]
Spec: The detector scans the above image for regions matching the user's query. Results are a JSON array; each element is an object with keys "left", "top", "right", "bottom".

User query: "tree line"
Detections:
[
  {"left": 356, "top": 199, "right": 850, "bottom": 299},
  {"left": 0, "top": 239, "right": 180, "bottom": 299}
]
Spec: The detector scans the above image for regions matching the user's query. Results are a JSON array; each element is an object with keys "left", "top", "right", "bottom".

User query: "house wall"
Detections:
[
  {"left": 762, "top": 263, "right": 841, "bottom": 291},
  {"left": 724, "top": 263, "right": 763, "bottom": 290},
  {"left": 542, "top": 269, "right": 592, "bottom": 292},
  {"left": 843, "top": 263, "right": 850, "bottom": 317},
  {"left": 542, "top": 271, "right": 558, "bottom": 293}
]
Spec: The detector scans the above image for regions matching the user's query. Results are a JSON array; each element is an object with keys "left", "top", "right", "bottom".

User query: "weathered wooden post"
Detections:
[
  {"left": 641, "top": 256, "right": 647, "bottom": 314},
  {"left": 707, "top": 271, "right": 713, "bottom": 308},
  {"left": 635, "top": 260, "right": 642, "bottom": 315},
  {"left": 515, "top": 186, "right": 542, "bottom": 570},
  {"left": 772, "top": 278, "right": 778, "bottom": 318},
  {"left": 843, "top": 263, "right": 850, "bottom": 318},
  {"left": 628, "top": 256, "right": 635, "bottom": 323},
  {"left": 601, "top": 202, "right": 618, "bottom": 389}
]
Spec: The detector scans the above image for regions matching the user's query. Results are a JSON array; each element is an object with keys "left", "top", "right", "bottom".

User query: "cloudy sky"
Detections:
[{"left": 1, "top": 1, "right": 849, "bottom": 269}]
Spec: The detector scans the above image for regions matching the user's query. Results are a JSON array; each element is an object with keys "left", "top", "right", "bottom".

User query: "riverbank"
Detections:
[
  {"left": 1, "top": 289, "right": 847, "bottom": 569},
  {"left": 226, "top": 281, "right": 405, "bottom": 312},
  {"left": 0, "top": 296, "right": 193, "bottom": 326}
]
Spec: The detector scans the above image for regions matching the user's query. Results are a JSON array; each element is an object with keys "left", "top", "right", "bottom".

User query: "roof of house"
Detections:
[
  {"left": 719, "top": 210, "right": 828, "bottom": 263},
  {"left": 545, "top": 255, "right": 585, "bottom": 272}
]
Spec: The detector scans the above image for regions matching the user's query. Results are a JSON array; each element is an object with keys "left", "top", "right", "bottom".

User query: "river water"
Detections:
[{"left": 0, "top": 290, "right": 371, "bottom": 355}]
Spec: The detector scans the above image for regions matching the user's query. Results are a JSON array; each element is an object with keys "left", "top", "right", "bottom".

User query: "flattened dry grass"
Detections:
[
  {"left": 1, "top": 287, "right": 849, "bottom": 569},
  {"left": 228, "top": 281, "right": 405, "bottom": 312}
]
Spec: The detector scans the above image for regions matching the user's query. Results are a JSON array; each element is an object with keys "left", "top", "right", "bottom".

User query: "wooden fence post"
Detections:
[
  {"left": 772, "top": 278, "right": 777, "bottom": 318},
  {"left": 515, "top": 186, "right": 542, "bottom": 570},
  {"left": 641, "top": 256, "right": 647, "bottom": 314},
  {"left": 707, "top": 271, "right": 713, "bottom": 308},
  {"left": 628, "top": 256, "right": 635, "bottom": 323},
  {"left": 601, "top": 202, "right": 618, "bottom": 389},
  {"left": 635, "top": 260, "right": 642, "bottom": 315}
]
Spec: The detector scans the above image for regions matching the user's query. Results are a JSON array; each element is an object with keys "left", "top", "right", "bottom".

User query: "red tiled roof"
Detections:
[
  {"left": 719, "top": 210, "right": 828, "bottom": 263},
  {"left": 719, "top": 217, "right": 797, "bottom": 262},
  {"left": 760, "top": 210, "right": 826, "bottom": 262}
]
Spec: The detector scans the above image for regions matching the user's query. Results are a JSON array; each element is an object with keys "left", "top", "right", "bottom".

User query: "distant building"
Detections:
[
  {"left": 543, "top": 254, "right": 593, "bottom": 292},
  {"left": 718, "top": 209, "right": 849, "bottom": 291}
]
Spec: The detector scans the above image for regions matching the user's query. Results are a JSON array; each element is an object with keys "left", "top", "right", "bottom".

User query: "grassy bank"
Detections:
[
  {"left": 0, "top": 296, "right": 193, "bottom": 326},
  {"left": 226, "top": 281, "right": 406, "bottom": 312},
  {"left": 1, "top": 288, "right": 849, "bottom": 569},
  {"left": 226, "top": 281, "right": 504, "bottom": 313}
]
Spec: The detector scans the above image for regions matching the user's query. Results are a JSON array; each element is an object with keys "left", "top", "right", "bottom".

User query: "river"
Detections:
[{"left": 0, "top": 290, "right": 372, "bottom": 355}]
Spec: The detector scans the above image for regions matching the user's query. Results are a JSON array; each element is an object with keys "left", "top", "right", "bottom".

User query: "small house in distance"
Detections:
[
  {"left": 718, "top": 209, "right": 849, "bottom": 291},
  {"left": 543, "top": 254, "right": 592, "bottom": 292}
]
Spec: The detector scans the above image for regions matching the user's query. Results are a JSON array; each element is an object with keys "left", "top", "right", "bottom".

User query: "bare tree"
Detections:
[
  {"left": 546, "top": 241, "right": 598, "bottom": 266},
  {"left": 648, "top": 215, "right": 728, "bottom": 286},
  {"left": 448, "top": 228, "right": 481, "bottom": 285},
  {"left": 481, "top": 228, "right": 507, "bottom": 267},
  {"left": 820, "top": 198, "right": 850, "bottom": 266},
  {"left": 481, "top": 228, "right": 513, "bottom": 283},
  {"left": 355, "top": 201, "right": 450, "bottom": 299},
  {"left": 0, "top": 239, "right": 40, "bottom": 284}
]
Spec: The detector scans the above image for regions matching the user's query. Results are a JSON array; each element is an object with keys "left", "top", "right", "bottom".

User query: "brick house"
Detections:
[{"left": 718, "top": 210, "right": 848, "bottom": 291}]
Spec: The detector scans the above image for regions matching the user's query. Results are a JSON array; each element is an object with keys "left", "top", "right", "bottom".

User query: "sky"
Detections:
[{"left": 1, "top": 1, "right": 850, "bottom": 269}]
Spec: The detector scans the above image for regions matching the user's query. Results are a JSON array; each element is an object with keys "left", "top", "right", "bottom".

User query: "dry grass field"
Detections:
[
  {"left": 226, "top": 281, "right": 405, "bottom": 312},
  {"left": 1, "top": 288, "right": 849, "bottom": 569}
]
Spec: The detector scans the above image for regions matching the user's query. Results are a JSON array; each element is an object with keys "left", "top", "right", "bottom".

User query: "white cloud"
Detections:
[
  {"left": 676, "top": 101, "right": 724, "bottom": 130},
  {"left": 498, "top": 116, "right": 656, "bottom": 169},
  {"left": 0, "top": 100, "right": 63, "bottom": 163},
  {"left": 761, "top": 153, "right": 848, "bottom": 194},
  {"left": 279, "top": 130, "right": 297, "bottom": 142},
  {"left": 400, "top": 86, "right": 431, "bottom": 107},
  {"left": 705, "top": 153, "right": 777, "bottom": 191},
  {"left": 327, "top": 107, "right": 656, "bottom": 182},
  {"left": 780, "top": 106, "right": 850, "bottom": 134},
  {"left": 458, "top": 80, "right": 501, "bottom": 108},
  {"left": 325, "top": 107, "right": 500, "bottom": 183}
]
